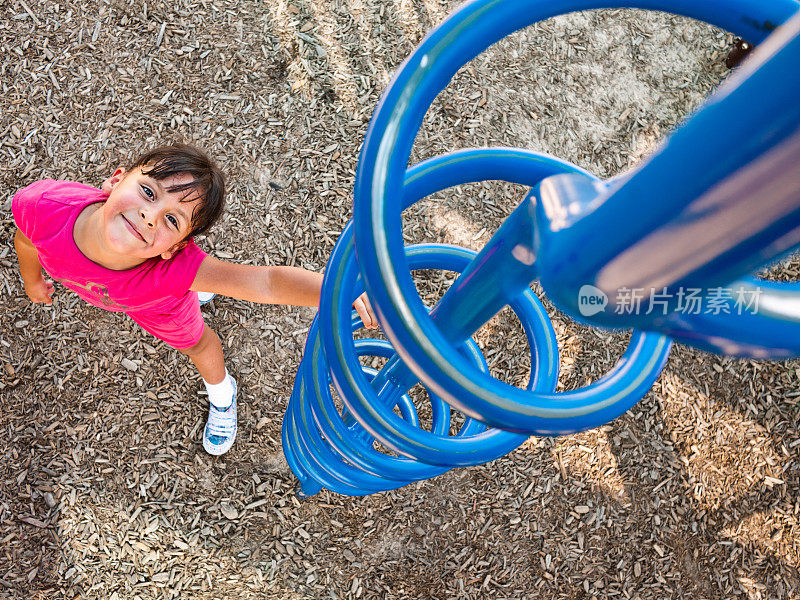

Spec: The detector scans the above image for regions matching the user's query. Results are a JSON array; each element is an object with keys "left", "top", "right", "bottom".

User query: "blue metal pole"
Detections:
[{"left": 535, "top": 12, "right": 800, "bottom": 351}]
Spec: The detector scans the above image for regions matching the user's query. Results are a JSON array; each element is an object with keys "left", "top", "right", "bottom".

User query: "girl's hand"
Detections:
[
  {"left": 353, "top": 292, "right": 378, "bottom": 329},
  {"left": 24, "top": 275, "right": 54, "bottom": 304}
]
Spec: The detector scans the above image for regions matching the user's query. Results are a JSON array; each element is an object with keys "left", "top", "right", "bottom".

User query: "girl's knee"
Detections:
[
  {"left": 178, "top": 325, "right": 219, "bottom": 356},
  {"left": 178, "top": 327, "right": 210, "bottom": 355},
  {"left": 178, "top": 340, "right": 202, "bottom": 356}
]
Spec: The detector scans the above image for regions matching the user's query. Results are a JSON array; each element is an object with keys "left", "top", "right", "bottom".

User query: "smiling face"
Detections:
[{"left": 101, "top": 166, "right": 204, "bottom": 261}]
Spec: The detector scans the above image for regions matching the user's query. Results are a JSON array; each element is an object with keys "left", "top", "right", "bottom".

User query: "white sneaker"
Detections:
[
  {"left": 203, "top": 377, "right": 237, "bottom": 455},
  {"left": 198, "top": 291, "right": 216, "bottom": 305}
]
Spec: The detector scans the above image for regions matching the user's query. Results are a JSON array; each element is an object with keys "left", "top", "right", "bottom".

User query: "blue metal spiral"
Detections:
[{"left": 283, "top": 0, "right": 800, "bottom": 496}]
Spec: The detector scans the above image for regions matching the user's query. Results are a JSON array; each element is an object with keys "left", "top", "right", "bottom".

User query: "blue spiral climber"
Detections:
[{"left": 282, "top": 0, "right": 800, "bottom": 496}]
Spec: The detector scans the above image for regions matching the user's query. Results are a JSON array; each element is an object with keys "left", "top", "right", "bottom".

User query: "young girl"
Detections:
[{"left": 13, "top": 144, "right": 376, "bottom": 456}]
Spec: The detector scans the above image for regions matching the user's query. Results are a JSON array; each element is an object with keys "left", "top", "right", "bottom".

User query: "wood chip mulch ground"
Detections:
[{"left": 2, "top": 1, "right": 800, "bottom": 598}]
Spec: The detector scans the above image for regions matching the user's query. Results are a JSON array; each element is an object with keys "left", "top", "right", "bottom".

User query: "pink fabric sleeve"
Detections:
[
  {"left": 160, "top": 240, "right": 209, "bottom": 297},
  {"left": 11, "top": 180, "right": 59, "bottom": 240}
]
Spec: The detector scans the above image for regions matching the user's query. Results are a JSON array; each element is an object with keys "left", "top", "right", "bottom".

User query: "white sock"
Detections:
[{"left": 204, "top": 370, "right": 234, "bottom": 409}]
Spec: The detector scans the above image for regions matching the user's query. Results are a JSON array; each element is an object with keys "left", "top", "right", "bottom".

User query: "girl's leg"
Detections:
[
  {"left": 181, "top": 323, "right": 235, "bottom": 408},
  {"left": 179, "top": 324, "right": 226, "bottom": 383},
  {"left": 180, "top": 324, "right": 237, "bottom": 455},
  {"left": 127, "top": 311, "right": 236, "bottom": 454}
]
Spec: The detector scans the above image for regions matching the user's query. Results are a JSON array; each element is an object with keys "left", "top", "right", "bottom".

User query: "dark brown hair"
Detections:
[{"left": 129, "top": 144, "right": 225, "bottom": 239}]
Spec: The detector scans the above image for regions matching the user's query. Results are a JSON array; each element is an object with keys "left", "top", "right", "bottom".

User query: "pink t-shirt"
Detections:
[{"left": 13, "top": 178, "right": 208, "bottom": 320}]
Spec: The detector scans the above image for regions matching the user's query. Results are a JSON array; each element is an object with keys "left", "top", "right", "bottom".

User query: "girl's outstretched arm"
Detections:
[{"left": 191, "top": 256, "right": 377, "bottom": 327}]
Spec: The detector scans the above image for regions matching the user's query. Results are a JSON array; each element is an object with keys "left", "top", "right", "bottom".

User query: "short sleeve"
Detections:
[
  {"left": 178, "top": 241, "right": 209, "bottom": 289},
  {"left": 153, "top": 239, "right": 209, "bottom": 297},
  {"left": 11, "top": 180, "right": 59, "bottom": 240}
]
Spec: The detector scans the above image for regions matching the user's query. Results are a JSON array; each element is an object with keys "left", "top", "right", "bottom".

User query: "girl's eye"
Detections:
[
  {"left": 141, "top": 185, "right": 154, "bottom": 199},
  {"left": 167, "top": 215, "right": 178, "bottom": 228}
]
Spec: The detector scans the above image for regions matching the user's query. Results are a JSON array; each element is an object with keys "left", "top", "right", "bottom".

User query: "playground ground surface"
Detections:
[{"left": 2, "top": 0, "right": 800, "bottom": 598}]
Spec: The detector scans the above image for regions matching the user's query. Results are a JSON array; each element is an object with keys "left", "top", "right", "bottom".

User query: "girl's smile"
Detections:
[{"left": 121, "top": 213, "right": 146, "bottom": 242}]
